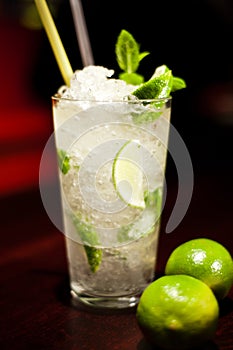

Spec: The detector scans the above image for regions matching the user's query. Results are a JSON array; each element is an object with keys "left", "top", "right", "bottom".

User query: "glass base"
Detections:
[{"left": 70, "top": 289, "right": 140, "bottom": 309}]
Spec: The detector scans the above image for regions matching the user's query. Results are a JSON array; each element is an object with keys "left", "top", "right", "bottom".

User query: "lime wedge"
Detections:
[
  {"left": 112, "top": 140, "right": 145, "bottom": 209},
  {"left": 151, "top": 64, "right": 169, "bottom": 78},
  {"left": 132, "top": 70, "right": 173, "bottom": 99}
]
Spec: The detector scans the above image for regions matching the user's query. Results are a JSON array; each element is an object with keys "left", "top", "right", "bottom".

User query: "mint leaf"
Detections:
[
  {"left": 171, "top": 76, "right": 187, "bottom": 92},
  {"left": 115, "top": 30, "right": 149, "bottom": 85},
  {"left": 132, "top": 110, "right": 161, "bottom": 125},
  {"left": 144, "top": 187, "right": 162, "bottom": 222},
  {"left": 83, "top": 245, "right": 102, "bottom": 273},
  {"left": 57, "top": 149, "right": 70, "bottom": 175},
  {"left": 119, "top": 72, "right": 144, "bottom": 85},
  {"left": 115, "top": 29, "right": 140, "bottom": 73},
  {"left": 117, "top": 224, "right": 133, "bottom": 243},
  {"left": 72, "top": 215, "right": 102, "bottom": 273},
  {"left": 139, "top": 51, "right": 150, "bottom": 63}
]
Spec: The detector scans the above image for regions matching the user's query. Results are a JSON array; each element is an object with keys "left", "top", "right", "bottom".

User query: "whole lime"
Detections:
[
  {"left": 136, "top": 275, "right": 219, "bottom": 350},
  {"left": 165, "top": 238, "right": 233, "bottom": 299}
]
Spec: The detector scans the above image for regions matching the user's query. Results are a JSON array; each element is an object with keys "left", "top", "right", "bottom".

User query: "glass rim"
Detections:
[{"left": 51, "top": 94, "right": 172, "bottom": 104}]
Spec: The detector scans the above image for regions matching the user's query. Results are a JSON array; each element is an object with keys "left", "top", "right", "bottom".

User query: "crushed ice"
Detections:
[{"left": 59, "top": 66, "right": 138, "bottom": 101}]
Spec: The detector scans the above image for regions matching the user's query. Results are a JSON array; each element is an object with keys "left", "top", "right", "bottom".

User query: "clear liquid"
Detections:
[
  {"left": 53, "top": 99, "right": 171, "bottom": 307},
  {"left": 66, "top": 225, "right": 159, "bottom": 298}
]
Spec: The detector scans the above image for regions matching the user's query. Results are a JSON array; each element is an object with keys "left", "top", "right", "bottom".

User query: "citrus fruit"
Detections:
[
  {"left": 136, "top": 275, "right": 219, "bottom": 350},
  {"left": 133, "top": 70, "right": 173, "bottom": 99},
  {"left": 112, "top": 140, "right": 145, "bottom": 209},
  {"left": 165, "top": 238, "right": 233, "bottom": 299}
]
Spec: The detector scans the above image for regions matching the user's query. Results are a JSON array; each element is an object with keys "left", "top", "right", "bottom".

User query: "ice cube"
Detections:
[{"left": 61, "top": 65, "right": 137, "bottom": 101}]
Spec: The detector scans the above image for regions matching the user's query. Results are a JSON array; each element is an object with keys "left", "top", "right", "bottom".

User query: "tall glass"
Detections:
[{"left": 52, "top": 96, "right": 171, "bottom": 308}]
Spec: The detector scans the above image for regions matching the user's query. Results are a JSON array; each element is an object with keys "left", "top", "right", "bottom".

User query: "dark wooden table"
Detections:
[{"left": 0, "top": 166, "right": 232, "bottom": 350}]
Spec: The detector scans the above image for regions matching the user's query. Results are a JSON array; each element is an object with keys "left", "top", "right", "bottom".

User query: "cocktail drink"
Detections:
[
  {"left": 34, "top": 8, "right": 186, "bottom": 307},
  {"left": 52, "top": 65, "right": 172, "bottom": 308},
  {"left": 49, "top": 27, "right": 186, "bottom": 308}
]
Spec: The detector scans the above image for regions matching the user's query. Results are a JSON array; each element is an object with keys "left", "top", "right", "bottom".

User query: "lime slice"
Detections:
[{"left": 112, "top": 140, "right": 145, "bottom": 209}]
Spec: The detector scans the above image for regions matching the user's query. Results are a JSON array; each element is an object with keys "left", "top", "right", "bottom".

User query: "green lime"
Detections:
[
  {"left": 136, "top": 275, "right": 219, "bottom": 350},
  {"left": 150, "top": 64, "right": 170, "bottom": 78},
  {"left": 112, "top": 140, "right": 145, "bottom": 209},
  {"left": 132, "top": 70, "right": 173, "bottom": 99},
  {"left": 165, "top": 238, "right": 233, "bottom": 299},
  {"left": 150, "top": 64, "right": 186, "bottom": 93}
]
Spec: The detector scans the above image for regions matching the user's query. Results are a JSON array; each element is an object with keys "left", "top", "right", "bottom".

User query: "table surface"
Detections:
[{"left": 0, "top": 168, "right": 232, "bottom": 350}]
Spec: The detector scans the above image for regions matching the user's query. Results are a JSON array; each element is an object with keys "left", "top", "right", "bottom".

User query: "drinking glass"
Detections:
[{"left": 52, "top": 96, "right": 171, "bottom": 308}]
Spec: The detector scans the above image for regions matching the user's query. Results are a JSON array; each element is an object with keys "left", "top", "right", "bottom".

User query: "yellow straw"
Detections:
[{"left": 34, "top": 0, "right": 73, "bottom": 86}]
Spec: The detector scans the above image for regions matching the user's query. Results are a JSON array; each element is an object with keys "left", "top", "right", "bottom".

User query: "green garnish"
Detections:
[
  {"left": 171, "top": 76, "right": 187, "bottom": 92},
  {"left": 133, "top": 70, "right": 173, "bottom": 99},
  {"left": 133, "top": 65, "right": 186, "bottom": 100},
  {"left": 115, "top": 29, "right": 150, "bottom": 85},
  {"left": 57, "top": 149, "right": 70, "bottom": 175},
  {"left": 72, "top": 215, "right": 102, "bottom": 273},
  {"left": 132, "top": 109, "right": 161, "bottom": 125},
  {"left": 144, "top": 187, "right": 163, "bottom": 222},
  {"left": 115, "top": 30, "right": 186, "bottom": 98},
  {"left": 117, "top": 223, "right": 133, "bottom": 243},
  {"left": 119, "top": 72, "right": 144, "bottom": 85},
  {"left": 83, "top": 245, "right": 102, "bottom": 273}
]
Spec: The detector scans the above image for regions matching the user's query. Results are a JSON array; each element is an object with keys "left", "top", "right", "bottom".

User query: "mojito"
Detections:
[{"left": 52, "top": 66, "right": 171, "bottom": 308}]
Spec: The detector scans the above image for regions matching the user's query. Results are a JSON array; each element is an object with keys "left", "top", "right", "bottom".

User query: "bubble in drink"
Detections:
[{"left": 52, "top": 64, "right": 172, "bottom": 308}]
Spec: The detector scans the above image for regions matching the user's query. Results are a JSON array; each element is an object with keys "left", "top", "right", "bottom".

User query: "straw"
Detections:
[
  {"left": 69, "top": 0, "right": 94, "bottom": 66},
  {"left": 34, "top": 0, "right": 73, "bottom": 86}
]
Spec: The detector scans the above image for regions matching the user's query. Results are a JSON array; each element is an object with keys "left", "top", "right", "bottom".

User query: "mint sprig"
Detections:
[
  {"left": 72, "top": 214, "right": 102, "bottom": 273},
  {"left": 115, "top": 29, "right": 149, "bottom": 85},
  {"left": 144, "top": 187, "right": 162, "bottom": 219},
  {"left": 171, "top": 76, "right": 187, "bottom": 92},
  {"left": 115, "top": 30, "right": 186, "bottom": 97},
  {"left": 57, "top": 149, "right": 70, "bottom": 175}
]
